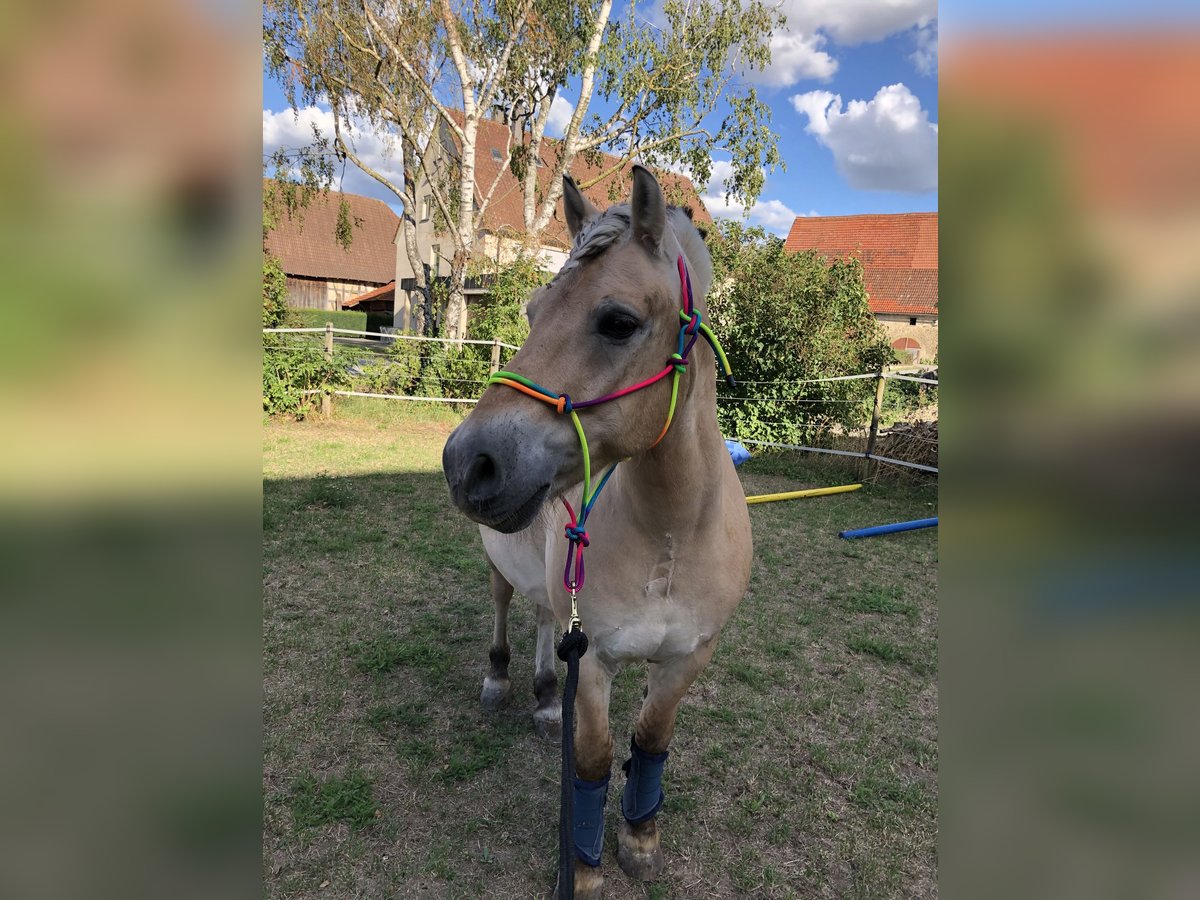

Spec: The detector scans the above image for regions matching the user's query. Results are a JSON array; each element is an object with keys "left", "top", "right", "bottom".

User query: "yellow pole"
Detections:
[{"left": 745, "top": 484, "right": 862, "bottom": 505}]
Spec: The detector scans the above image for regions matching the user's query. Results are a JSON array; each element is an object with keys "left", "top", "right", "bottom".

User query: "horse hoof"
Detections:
[
  {"left": 554, "top": 861, "right": 604, "bottom": 898},
  {"left": 480, "top": 676, "right": 511, "bottom": 711},
  {"left": 617, "top": 817, "right": 665, "bottom": 881},
  {"left": 533, "top": 709, "right": 562, "bottom": 741}
]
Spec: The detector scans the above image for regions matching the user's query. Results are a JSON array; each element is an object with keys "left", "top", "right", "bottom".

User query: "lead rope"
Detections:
[
  {"left": 556, "top": 620, "right": 587, "bottom": 898},
  {"left": 485, "top": 256, "right": 734, "bottom": 898}
]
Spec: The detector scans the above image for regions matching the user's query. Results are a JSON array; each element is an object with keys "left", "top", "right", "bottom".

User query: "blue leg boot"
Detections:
[
  {"left": 573, "top": 774, "right": 610, "bottom": 868},
  {"left": 621, "top": 735, "right": 668, "bottom": 824}
]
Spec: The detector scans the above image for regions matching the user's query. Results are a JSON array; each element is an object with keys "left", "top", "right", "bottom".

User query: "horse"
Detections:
[{"left": 442, "top": 165, "right": 753, "bottom": 895}]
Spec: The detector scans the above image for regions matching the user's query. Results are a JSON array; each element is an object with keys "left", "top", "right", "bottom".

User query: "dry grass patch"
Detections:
[{"left": 264, "top": 403, "right": 937, "bottom": 898}]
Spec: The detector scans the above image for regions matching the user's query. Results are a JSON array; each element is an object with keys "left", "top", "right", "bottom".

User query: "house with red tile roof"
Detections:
[
  {"left": 396, "top": 115, "right": 711, "bottom": 332},
  {"left": 784, "top": 212, "right": 938, "bottom": 362},
  {"left": 264, "top": 183, "right": 400, "bottom": 313}
]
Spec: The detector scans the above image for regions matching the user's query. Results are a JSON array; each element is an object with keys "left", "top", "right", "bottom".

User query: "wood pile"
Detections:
[{"left": 876, "top": 420, "right": 938, "bottom": 475}]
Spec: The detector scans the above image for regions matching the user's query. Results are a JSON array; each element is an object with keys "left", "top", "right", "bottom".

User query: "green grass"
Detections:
[
  {"left": 263, "top": 402, "right": 937, "bottom": 898},
  {"left": 289, "top": 771, "right": 378, "bottom": 830}
]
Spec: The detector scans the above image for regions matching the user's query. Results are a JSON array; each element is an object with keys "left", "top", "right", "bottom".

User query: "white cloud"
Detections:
[
  {"left": 790, "top": 83, "right": 937, "bottom": 193},
  {"left": 545, "top": 95, "right": 574, "bottom": 138},
  {"left": 910, "top": 18, "right": 938, "bottom": 76},
  {"left": 747, "top": 32, "right": 837, "bottom": 86},
  {"left": 745, "top": 2, "right": 938, "bottom": 88},
  {"left": 779, "top": 0, "right": 937, "bottom": 45},
  {"left": 699, "top": 160, "right": 802, "bottom": 236},
  {"left": 263, "top": 105, "right": 407, "bottom": 211}
]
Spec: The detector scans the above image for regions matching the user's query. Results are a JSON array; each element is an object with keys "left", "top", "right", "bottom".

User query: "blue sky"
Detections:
[{"left": 263, "top": 1, "right": 938, "bottom": 235}]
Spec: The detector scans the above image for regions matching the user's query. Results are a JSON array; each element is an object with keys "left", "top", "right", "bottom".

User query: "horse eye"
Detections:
[{"left": 597, "top": 311, "right": 640, "bottom": 340}]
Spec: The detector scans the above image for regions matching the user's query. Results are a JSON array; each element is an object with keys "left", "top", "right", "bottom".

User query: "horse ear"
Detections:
[
  {"left": 562, "top": 175, "right": 598, "bottom": 240},
  {"left": 630, "top": 164, "right": 666, "bottom": 255}
]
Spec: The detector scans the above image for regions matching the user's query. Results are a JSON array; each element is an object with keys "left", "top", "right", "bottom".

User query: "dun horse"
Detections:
[{"left": 443, "top": 166, "right": 753, "bottom": 894}]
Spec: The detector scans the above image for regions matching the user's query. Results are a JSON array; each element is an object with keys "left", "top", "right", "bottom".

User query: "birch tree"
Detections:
[
  {"left": 494, "top": 0, "right": 782, "bottom": 240},
  {"left": 265, "top": 0, "right": 781, "bottom": 340}
]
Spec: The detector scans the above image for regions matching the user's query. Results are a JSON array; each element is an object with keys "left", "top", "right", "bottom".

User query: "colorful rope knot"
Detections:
[
  {"left": 565, "top": 525, "right": 590, "bottom": 547},
  {"left": 684, "top": 310, "right": 702, "bottom": 335},
  {"left": 667, "top": 353, "right": 688, "bottom": 374},
  {"left": 555, "top": 393, "right": 573, "bottom": 414}
]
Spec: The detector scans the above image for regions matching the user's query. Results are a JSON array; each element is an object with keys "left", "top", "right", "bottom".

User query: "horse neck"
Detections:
[{"left": 615, "top": 342, "right": 726, "bottom": 529}]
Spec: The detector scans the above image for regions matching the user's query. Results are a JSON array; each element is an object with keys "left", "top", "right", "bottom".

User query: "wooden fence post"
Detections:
[
  {"left": 322, "top": 321, "right": 333, "bottom": 419},
  {"left": 489, "top": 340, "right": 501, "bottom": 376},
  {"left": 862, "top": 367, "right": 886, "bottom": 481}
]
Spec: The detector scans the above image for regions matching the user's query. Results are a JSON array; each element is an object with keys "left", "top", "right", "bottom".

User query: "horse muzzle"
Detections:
[{"left": 442, "top": 416, "right": 557, "bottom": 533}]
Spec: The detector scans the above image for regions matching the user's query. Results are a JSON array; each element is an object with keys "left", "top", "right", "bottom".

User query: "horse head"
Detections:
[{"left": 443, "top": 165, "right": 714, "bottom": 532}]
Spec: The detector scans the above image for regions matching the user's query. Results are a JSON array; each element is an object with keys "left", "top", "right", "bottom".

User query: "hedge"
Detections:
[{"left": 289, "top": 308, "right": 393, "bottom": 333}]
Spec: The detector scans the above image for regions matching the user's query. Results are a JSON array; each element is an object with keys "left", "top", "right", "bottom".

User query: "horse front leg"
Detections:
[
  {"left": 617, "top": 639, "right": 718, "bottom": 881},
  {"left": 480, "top": 562, "right": 513, "bottom": 711},
  {"left": 561, "top": 653, "right": 614, "bottom": 900},
  {"left": 532, "top": 603, "right": 562, "bottom": 739}
]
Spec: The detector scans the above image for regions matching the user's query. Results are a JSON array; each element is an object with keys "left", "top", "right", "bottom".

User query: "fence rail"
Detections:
[
  {"left": 264, "top": 326, "right": 520, "bottom": 351},
  {"left": 266, "top": 324, "right": 937, "bottom": 476}
]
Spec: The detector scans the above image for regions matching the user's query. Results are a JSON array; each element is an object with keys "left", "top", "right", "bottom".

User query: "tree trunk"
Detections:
[
  {"left": 446, "top": 115, "right": 479, "bottom": 342},
  {"left": 401, "top": 135, "right": 432, "bottom": 335}
]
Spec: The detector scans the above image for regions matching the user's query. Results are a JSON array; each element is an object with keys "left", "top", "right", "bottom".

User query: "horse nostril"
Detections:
[{"left": 466, "top": 453, "right": 499, "bottom": 493}]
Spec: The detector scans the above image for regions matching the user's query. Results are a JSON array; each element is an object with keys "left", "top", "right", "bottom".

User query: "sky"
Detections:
[{"left": 262, "top": 1, "right": 939, "bottom": 236}]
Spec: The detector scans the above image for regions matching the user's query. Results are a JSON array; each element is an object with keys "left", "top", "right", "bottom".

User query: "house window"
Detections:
[
  {"left": 420, "top": 195, "right": 432, "bottom": 222},
  {"left": 909, "top": 317, "right": 918, "bottom": 325},
  {"left": 491, "top": 148, "right": 502, "bottom": 162}
]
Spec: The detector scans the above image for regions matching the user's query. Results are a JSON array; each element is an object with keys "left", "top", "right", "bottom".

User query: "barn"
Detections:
[{"left": 264, "top": 185, "right": 400, "bottom": 313}]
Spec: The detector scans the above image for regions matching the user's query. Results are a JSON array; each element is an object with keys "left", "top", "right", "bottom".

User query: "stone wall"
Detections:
[{"left": 877, "top": 314, "right": 939, "bottom": 362}]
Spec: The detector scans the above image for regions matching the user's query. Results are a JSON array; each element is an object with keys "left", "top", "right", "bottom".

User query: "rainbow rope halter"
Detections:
[{"left": 487, "top": 255, "right": 734, "bottom": 627}]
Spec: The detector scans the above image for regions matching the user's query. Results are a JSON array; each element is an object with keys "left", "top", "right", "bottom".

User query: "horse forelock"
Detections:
[
  {"left": 556, "top": 203, "right": 707, "bottom": 288},
  {"left": 558, "top": 206, "right": 632, "bottom": 276}
]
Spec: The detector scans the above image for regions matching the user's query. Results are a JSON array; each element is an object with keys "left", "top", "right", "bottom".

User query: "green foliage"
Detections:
[
  {"left": 348, "top": 335, "right": 423, "bottom": 396},
  {"left": 706, "top": 221, "right": 893, "bottom": 444},
  {"left": 878, "top": 375, "right": 938, "bottom": 428},
  {"left": 415, "top": 343, "right": 491, "bottom": 400},
  {"left": 466, "top": 254, "right": 545, "bottom": 347},
  {"left": 262, "top": 254, "right": 289, "bottom": 328},
  {"left": 262, "top": 335, "right": 348, "bottom": 417},
  {"left": 263, "top": 0, "right": 784, "bottom": 344},
  {"left": 289, "top": 308, "right": 393, "bottom": 333}
]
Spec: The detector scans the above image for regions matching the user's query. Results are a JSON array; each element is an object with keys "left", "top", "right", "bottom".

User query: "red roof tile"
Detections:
[
  {"left": 784, "top": 213, "right": 938, "bottom": 317},
  {"left": 343, "top": 281, "right": 395, "bottom": 308},
  {"left": 264, "top": 183, "right": 399, "bottom": 284},
  {"left": 460, "top": 116, "right": 712, "bottom": 250}
]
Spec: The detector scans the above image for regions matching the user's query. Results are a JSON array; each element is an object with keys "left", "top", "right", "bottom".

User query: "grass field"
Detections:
[{"left": 263, "top": 399, "right": 938, "bottom": 898}]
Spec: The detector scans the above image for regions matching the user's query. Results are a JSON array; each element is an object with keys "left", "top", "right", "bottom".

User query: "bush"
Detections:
[
  {"left": 262, "top": 334, "right": 348, "bottom": 417},
  {"left": 290, "top": 308, "right": 370, "bottom": 332},
  {"left": 348, "top": 334, "right": 423, "bottom": 396},
  {"left": 288, "top": 308, "right": 392, "bottom": 333},
  {"left": 466, "top": 254, "right": 545, "bottom": 347},
  {"left": 415, "top": 342, "right": 492, "bottom": 400},
  {"left": 706, "top": 221, "right": 894, "bottom": 444},
  {"left": 263, "top": 254, "right": 288, "bottom": 327}
]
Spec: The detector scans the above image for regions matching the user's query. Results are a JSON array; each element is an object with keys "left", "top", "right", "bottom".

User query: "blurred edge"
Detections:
[
  {"left": 942, "top": 27, "right": 1200, "bottom": 900},
  {"left": 0, "top": 1, "right": 261, "bottom": 899}
]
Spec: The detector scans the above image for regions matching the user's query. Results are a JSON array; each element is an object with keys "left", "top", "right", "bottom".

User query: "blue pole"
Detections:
[{"left": 839, "top": 517, "right": 938, "bottom": 540}]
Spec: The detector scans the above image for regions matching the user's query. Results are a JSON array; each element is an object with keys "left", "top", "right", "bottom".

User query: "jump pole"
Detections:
[
  {"left": 839, "top": 517, "right": 937, "bottom": 539},
  {"left": 746, "top": 484, "right": 862, "bottom": 505}
]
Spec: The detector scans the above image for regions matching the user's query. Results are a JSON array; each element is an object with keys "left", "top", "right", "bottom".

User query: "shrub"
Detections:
[
  {"left": 467, "top": 254, "right": 546, "bottom": 347},
  {"left": 415, "top": 342, "right": 491, "bottom": 400},
  {"left": 348, "top": 334, "right": 423, "bottom": 396},
  {"left": 263, "top": 254, "right": 288, "bottom": 328},
  {"left": 262, "top": 334, "right": 348, "bottom": 417},
  {"left": 705, "top": 221, "right": 894, "bottom": 444},
  {"left": 290, "top": 308, "right": 370, "bottom": 332}
]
